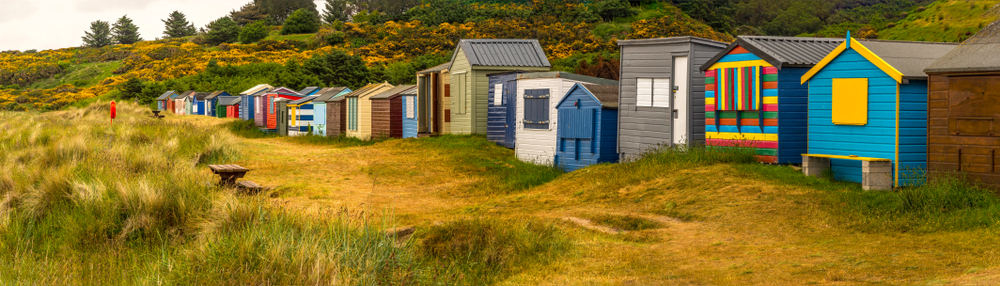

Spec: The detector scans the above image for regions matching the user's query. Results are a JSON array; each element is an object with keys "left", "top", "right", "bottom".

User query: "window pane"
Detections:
[
  {"left": 653, "top": 78, "right": 671, "bottom": 108},
  {"left": 637, "top": 78, "right": 652, "bottom": 107}
]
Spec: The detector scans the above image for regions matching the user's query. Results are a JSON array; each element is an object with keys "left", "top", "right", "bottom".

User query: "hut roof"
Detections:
[
  {"left": 701, "top": 36, "right": 844, "bottom": 71},
  {"left": 157, "top": 90, "right": 177, "bottom": 100},
  {"left": 240, "top": 84, "right": 274, "bottom": 96},
  {"left": 345, "top": 82, "right": 393, "bottom": 99},
  {"left": 925, "top": 20, "right": 1000, "bottom": 74},
  {"left": 582, "top": 84, "right": 619, "bottom": 109},
  {"left": 400, "top": 86, "right": 418, "bottom": 95},
  {"left": 857, "top": 39, "right": 958, "bottom": 79},
  {"left": 298, "top": 86, "right": 321, "bottom": 95},
  {"left": 516, "top": 71, "right": 619, "bottom": 85},
  {"left": 179, "top": 91, "right": 195, "bottom": 98},
  {"left": 371, "top": 85, "right": 417, "bottom": 100},
  {"left": 205, "top": 91, "right": 230, "bottom": 100},
  {"left": 193, "top": 92, "right": 213, "bottom": 100},
  {"left": 218, "top": 96, "right": 241, "bottom": 106},
  {"left": 450, "top": 39, "right": 551, "bottom": 68},
  {"left": 417, "top": 62, "right": 451, "bottom": 74},
  {"left": 271, "top": 87, "right": 300, "bottom": 94},
  {"left": 331, "top": 83, "right": 378, "bottom": 102},
  {"left": 313, "top": 87, "right": 349, "bottom": 102},
  {"left": 289, "top": 95, "right": 319, "bottom": 105}
]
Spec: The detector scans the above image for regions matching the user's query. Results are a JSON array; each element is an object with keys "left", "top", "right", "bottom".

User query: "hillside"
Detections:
[
  {"left": 5, "top": 103, "right": 1000, "bottom": 284},
  {"left": 880, "top": 0, "right": 1000, "bottom": 42}
]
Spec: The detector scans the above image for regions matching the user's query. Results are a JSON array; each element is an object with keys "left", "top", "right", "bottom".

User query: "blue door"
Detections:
[
  {"left": 487, "top": 72, "right": 521, "bottom": 148},
  {"left": 503, "top": 79, "right": 517, "bottom": 148}
]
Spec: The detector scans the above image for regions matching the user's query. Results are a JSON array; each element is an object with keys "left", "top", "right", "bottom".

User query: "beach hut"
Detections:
[
  {"left": 416, "top": 62, "right": 452, "bottom": 136},
  {"left": 487, "top": 71, "right": 527, "bottom": 148},
  {"left": 371, "top": 85, "right": 417, "bottom": 139},
  {"left": 514, "top": 72, "right": 619, "bottom": 164},
  {"left": 288, "top": 95, "right": 319, "bottom": 136},
  {"left": 799, "top": 36, "right": 957, "bottom": 190},
  {"left": 240, "top": 84, "right": 273, "bottom": 123},
  {"left": 328, "top": 84, "right": 382, "bottom": 138},
  {"left": 402, "top": 87, "right": 419, "bottom": 138},
  {"left": 346, "top": 82, "right": 395, "bottom": 140},
  {"left": 175, "top": 91, "right": 193, "bottom": 115},
  {"left": 298, "top": 86, "right": 321, "bottom": 96},
  {"left": 204, "top": 91, "right": 232, "bottom": 117},
  {"left": 218, "top": 96, "right": 240, "bottom": 118},
  {"left": 699, "top": 36, "right": 844, "bottom": 164},
  {"left": 616, "top": 37, "right": 728, "bottom": 159},
  {"left": 448, "top": 39, "right": 552, "bottom": 135},
  {"left": 191, "top": 92, "right": 212, "bottom": 115},
  {"left": 923, "top": 21, "right": 1000, "bottom": 185},
  {"left": 555, "top": 84, "right": 620, "bottom": 172},
  {"left": 312, "top": 87, "right": 351, "bottom": 136},
  {"left": 275, "top": 99, "right": 290, "bottom": 136},
  {"left": 264, "top": 89, "right": 306, "bottom": 131},
  {"left": 156, "top": 91, "right": 177, "bottom": 111}
]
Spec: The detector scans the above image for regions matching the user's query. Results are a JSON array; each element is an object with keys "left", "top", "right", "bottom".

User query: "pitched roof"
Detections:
[
  {"left": 516, "top": 71, "right": 619, "bottom": 86},
  {"left": 218, "top": 96, "right": 241, "bottom": 106},
  {"left": 857, "top": 39, "right": 958, "bottom": 79},
  {"left": 451, "top": 39, "right": 551, "bottom": 68},
  {"left": 371, "top": 85, "right": 416, "bottom": 100},
  {"left": 240, "top": 84, "right": 273, "bottom": 96},
  {"left": 617, "top": 36, "right": 729, "bottom": 48},
  {"left": 271, "top": 87, "right": 299, "bottom": 94},
  {"left": 583, "top": 84, "right": 619, "bottom": 109},
  {"left": 346, "top": 82, "right": 393, "bottom": 99},
  {"left": 157, "top": 90, "right": 177, "bottom": 100},
  {"left": 400, "top": 86, "right": 418, "bottom": 95},
  {"left": 289, "top": 95, "right": 319, "bottom": 105},
  {"left": 417, "top": 62, "right": 451, "bottom": 74},
  {"left": 701, "top": 36, "right": 844, "bottom": 71},
  {"left": 925, "top": 20, "right": 1000, "bottom": 74},
  {"left": 179, "top": 91, "right": 195, "bottom": 98},
  {"left": 313, "top": 87, "right": 349, "bottom": 102},
  {"left": 193, "top": 92, "right": 213, "bottom": 100},
  {"left": 329, "top": 83, "right": 379, "bottom": 102},
  {"left": 298, "top": 86, "right": 321, "bottom": 95},
  {"left": 205, "top": 90, "right": 230, "bottom": 100}
]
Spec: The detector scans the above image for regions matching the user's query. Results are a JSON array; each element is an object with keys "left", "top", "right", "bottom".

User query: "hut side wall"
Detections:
[
  {"left": 403, "top": 95, "right": 418, "bottom": 138},
  {"left": 516, "top": 77, "right": 592, "bottom": 165},
  {"left": 776, "top": 67, "right": 810, "bottom": 164},
  {"left": 326, "top": 101, "right": 346, "bottom": 137},
  {"left": 618, "top": 43, "right": 683, "bottom": 159},
  {"left": 487, "top": 72, "right": 521, "bottom": 148},
  {"left": 371, "top": 99, "right": 392, "bottom": 139},
  {"left": 927, "top": 74, "right": 1000, "bottom": 185}
]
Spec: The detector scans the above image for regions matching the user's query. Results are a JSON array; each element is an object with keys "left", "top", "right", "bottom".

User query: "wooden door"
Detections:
[{"left": 672, "top": 56, "right": 689, "bottom": 145}]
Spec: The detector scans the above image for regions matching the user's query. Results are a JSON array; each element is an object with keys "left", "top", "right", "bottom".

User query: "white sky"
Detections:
[{"left": 0, "top": 0, "right": 326, "bottom": 51}]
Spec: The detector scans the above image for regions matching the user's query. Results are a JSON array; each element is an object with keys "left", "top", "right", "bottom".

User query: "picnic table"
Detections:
[
  {"left": 151, "top": 110, "right": 164, "bottom": 119},
  {"left": 208, "top": 164, "right": 264, "bottom": 194}
]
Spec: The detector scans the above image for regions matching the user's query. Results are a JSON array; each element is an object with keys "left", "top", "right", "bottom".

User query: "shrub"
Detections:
[
  {"left": 238, "top": 20, "right": 269, "bottom": 44},
  {"left": 280, "top": 8, "right": 319, "bottom": 35},
  {"left": 592, "top": 0, "right": 638, "bottom": 21},
  {"left": 204, "top": 16, "right": 241, "bottom": 45}
]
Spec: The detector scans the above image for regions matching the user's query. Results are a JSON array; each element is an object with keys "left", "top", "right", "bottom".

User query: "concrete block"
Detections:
[
  {"left": 802, "top": 155, "right": 831, "bottom": 177},
  {"left": 862, "top": 161, "right": 893, "bottom": 191}
]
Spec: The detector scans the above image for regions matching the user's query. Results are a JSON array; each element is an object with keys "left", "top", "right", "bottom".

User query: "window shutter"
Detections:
[
  {"left": 493, "top": 84, "right": 503, "bottom": 106},
  {"left": 458, "top": 75, "right": 467, "bottom": 115},
  {"left": 444, "top": 84, "right": 450, "bottom": 97},
  {"left": 652, "top": 78, "right": 671, "bottom": 108},
  {"left": 524, "top": 89, "right": 550, "bottom": 129},
  {"left": 557, "top": 109, "right": 593, "bottom": 138},
  {"left": 637, "top": 78, "right": 652, "bottom": 107}
]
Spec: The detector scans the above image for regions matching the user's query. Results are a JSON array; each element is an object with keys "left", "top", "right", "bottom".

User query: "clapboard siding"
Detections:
[
  {"left": 619, "top": 41, "right": 681, "bottom": 157},
  {"left": 326, "top": 100, "right": 346, "bottom": 137},
  {"left": 555, "top": 84, "right": 619, "bottom": 171},
  {"left": 515, "top": 78, "right": 586, "bottom": 164},
  {"left": 488, "top": 72, "right": 522, "bottom": 148},
  {"left": 777, "top": 67, "right": 810, "bottom": 164},
  {"left": 403, "top": 95, "right": 418, "bottom": 138},
  {"left": 450, "top": 51, "right": 473, "bottom": 134}
]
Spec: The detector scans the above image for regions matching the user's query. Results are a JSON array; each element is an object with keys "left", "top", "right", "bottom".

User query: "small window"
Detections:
[
  {"left": 493, "top": 84, "right": 503, "bottom": 106},
  {"left": 524, "top": 89, "right": 550, "bottom": 129},
  {"left": 831, "top": 78, "right": 868, "bottom": 125},
  {"left": 255, "top": 97, "right": 260, "bottom": 114},
  {"left": 406, "top": 96, "right": 415, "bottom": 119},
  {"left": 458, "top": 75, "right": 467, "bottom": 115},
  {"left": 636, "top": 78, "right": 670, "bottom": 107}
]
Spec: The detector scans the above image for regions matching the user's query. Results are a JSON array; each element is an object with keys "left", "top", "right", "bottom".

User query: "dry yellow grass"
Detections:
[{"left": 171, "top": 115, "right": 1000, "bottom": 285}]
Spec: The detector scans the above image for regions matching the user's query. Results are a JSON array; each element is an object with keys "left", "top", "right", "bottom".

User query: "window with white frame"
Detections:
[
  {"left": 493, "top": 84, "right": 503, "bottom": 106},
  {"left": 636, "top": 78, "right": 671, "bottom": 108}
]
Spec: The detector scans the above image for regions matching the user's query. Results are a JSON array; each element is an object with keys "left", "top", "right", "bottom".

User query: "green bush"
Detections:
[
  {"left": 592, "top": 0, "right": 638, "bottom": 21},
  {"left": 204, "top": 16, "right": 241, "bottom": 45},
  {"left": 280, "top": 8, "right": 319, "bottom": 35},
  {"left": 238, "top": 20, "right": 269, "bottom": 44},
  {"left": 322, "top": 30, "right": 346, "bottom": 46}
]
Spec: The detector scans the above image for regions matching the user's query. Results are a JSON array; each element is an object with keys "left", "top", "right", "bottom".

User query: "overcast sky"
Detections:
[{"left": 0, "top": 0, "right": 326, "bottom": 51}]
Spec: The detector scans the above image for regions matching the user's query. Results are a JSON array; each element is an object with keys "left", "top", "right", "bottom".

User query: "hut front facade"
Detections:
[
  {"left": 346, "top": 82, "right": 394, "bottom": 140},
  {"left": 240, "top": 84, "right": 273, "bottom": 122},
  {"left": 288, "top": 95, "right": 319, "bottom": 136},
  {"left": 801, "top": 37, "right": 956, "bottom": 189},
  {"left": 555, "top": 83, "right": 620, "bottom": 172},
  {"left": 205, "top": 91, "right": 232, "bottom": 117},
  {"left": 275, "top": 99, "right": 290, "bottom": 136},
  {"left": 617, "top": 37, "right": 727, "bottom": 159},
  {"left": 192, "top": 92, "right": 212, "bottom": 116},
  {"left": 218, "top": 96, "right": 240, "bottom": 118},
  {"left": 487, "top": 71, "right": 526, "bottom": 148},
  {"left": 312, "top": 87, "right": 350, "bottom": 136},
  {"left": 157, "top": 91, "right": 177, "bottom": 111},
  {"left": 416, "top": 62, "right": 452, "bottom": 136},
  {"left": 329, "top": 84, "right": 380, "bottom": 137},
  {"left": 371, "top": 85, "right": 417, "bottom": 139},
  {"left": 264, "top": 90, "right": 306, "bottom": 130},
  {"left": 924, "top": 20, "right": 1000, "bottom": 185},
  {"left": 175, "top": 91, "right": 193, "bottom": 115},
  {"left": 448, "top": 39, "right": 551, "bottom": 135},
  {"left": 402, "top": 88, "right": 419, "bottom": 138},
  {"left": 514, "top": 72, "right": 619, "bottom": 165},
  {"left": 699, "top": 36, "right": 843, "bottom": 164}
]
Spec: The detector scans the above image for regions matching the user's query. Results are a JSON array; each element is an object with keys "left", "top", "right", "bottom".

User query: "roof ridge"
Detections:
[{"left": 856, "top": 39, "right": 960, "bottom": 45}]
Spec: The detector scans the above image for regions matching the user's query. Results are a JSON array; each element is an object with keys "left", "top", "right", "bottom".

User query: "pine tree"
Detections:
[
  {"left": 238, "top": 20, "right": 269, "bottom": 43},
  {"left": 257, "top": 0, "right": 317, "bottom": 23},
  {"left": 280, "top": 8, "right": 319, "bottom": 35},
  {"left": 82, "top": 20, "right": 113, "bottom": 48},
  {"left": 112, "top": 15, "right": 143, "bottom": 45},
  {"left": 231, "top": 2, "right": 269, "bottom": 26},
  {"left": 162, "top": 11, "right": 197, "bottom": 38},
  {"left": 322, "top": 0, "right": 350, "bottom": 24},
  {"left": 204, "top": 17, "right": 241, "bottom": 45}
]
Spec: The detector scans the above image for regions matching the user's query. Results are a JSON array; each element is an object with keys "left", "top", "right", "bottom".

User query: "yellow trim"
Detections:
[
  {"left": 802, "top": 154, "right": 891, "bottom": 162},
  {"left": 706, "top": 132, "right": 778, "bottom": 141},
  {"left": 706, "top": 97, "right": 716, "bottom": 105},
  {"left": 707, "top": 60, "right": 773, "bottom": 71},
  {"left": 801, "top": 38, "right": 904, "bottom": 84},
  {"left": 762, "top": 96, "right": 778, "bottom": 105},
  {"left": 895, "top": 83, "right": 900, "bottom": 187}
]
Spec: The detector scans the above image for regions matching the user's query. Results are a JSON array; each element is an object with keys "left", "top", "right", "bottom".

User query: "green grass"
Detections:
[
  {"left": 27, "top": 61, "right": 121, "bottom": 90},
  {"left": 585, "top": 213, "right": 663, "bottom": 231},
  {"left": 265, "top": 30, "right": 316, "bottom": 43},
  {"left": 286, "top": 132, "right": 381, "bottom": 147},
  {"left": 879, "top": 0, "right": 1000, "bottom": 42},
  {"left": 222, "top": 119, "right": 276, "bottom": 138}
]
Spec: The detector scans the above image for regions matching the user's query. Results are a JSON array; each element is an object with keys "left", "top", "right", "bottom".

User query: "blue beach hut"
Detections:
[
  {"left": 311, "top": 87, "right": 351, "bottom": 136},
  {"left": 487, "top": 71, "right": 526, "bottom": 148},
  {"left": 800, "top": 35, "right": 956, "bottom": 189},
  {"left": 402, "top": 87, "right": 419, "bottom": 138},
  {"left": 554, "top": 83, "right": 619, "bottom": 172}
]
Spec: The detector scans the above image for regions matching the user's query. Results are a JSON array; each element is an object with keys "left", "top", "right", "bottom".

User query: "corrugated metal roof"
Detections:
[
  {"left": 346, "top": 82, "right": 393, "bottom": 99},
  {"left": 516, "top": 71, "right": 619, "bottom": 86},
  {"left": 289, "top": 95, "right": 319, "bottom": 105},
  {"left": 453, "top": 39, "right": 551, "bottom": 68},
  {"left": 298, "top": 87, "right": 320, "bottom": 95},
  {"left": 240, "top": 84, "right": 273, "bottom": 96},
  {"left": 371, "top": 85, "right": 416, "bottom": 99},
  {"left": 218, "top": 96, "right": 241, "bottom": 106},
  {"left": 313, "top": 87, "right": 349, "bottom": 102},
  {"left": 205, "top": 90, "right": 229, "bottom": 100},
  {"left": 330, "top": 83, "right": 380, "bottom": 102},
  {"left": 582, "top": 84, "right": 619, "bottom": 109},
  {"left": 399, "top": 86, "right": 418, "bottom": 95},
  {"left": 179, "top": 91, "right": 195, "bottom": 98},
  {"left": 858, "top": 39, "right": 958, "bottom": 79},
  {"left": 192, "top": 92, "right": 213, "bottom": 100},
  {"left": 701, "top": 36, "right": 844, "bottom": 71},
  {"left": 617, "top": 36, "right": 729, "bottom": 48},
  {"left": 925, "top": 20, "right": 1000, "bottom": 74},
  {"left": 417, "top": 62, "right": 451, "bottom": 74},
  {"left": 271, "top": 87, "right": 301, "bottom": 95},
  {"left": 157, "top": 90, "right": 177, "bottom": 100}
]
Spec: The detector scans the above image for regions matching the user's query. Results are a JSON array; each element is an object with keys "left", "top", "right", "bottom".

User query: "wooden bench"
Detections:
[
  {"left": 151, "top": 110, "right": 164, "bottom": 119},
  {"left": 801, "top": 154, "right": 892, "bottom": 191},
  {"left": 208, "top": 164, "right": 250, "bottom": 186},
  {"left": 235, "top": 180, "right": 265, "bottom": 194}
]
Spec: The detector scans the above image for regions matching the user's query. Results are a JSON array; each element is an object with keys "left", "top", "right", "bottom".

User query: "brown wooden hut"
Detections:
[
  {"left": 325, "top": 83, "right": 381, "bottom": 137},
  {"left": 924, "top": 20, "right": 1000, "bottom": 185},
  {"left": 371, "top": 85, "right": 417, "bottom": 139}
]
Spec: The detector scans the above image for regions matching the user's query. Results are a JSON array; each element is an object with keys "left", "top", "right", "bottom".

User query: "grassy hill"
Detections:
[{"left": 880, "top": 0, "right": 1000, "bottom": 42}]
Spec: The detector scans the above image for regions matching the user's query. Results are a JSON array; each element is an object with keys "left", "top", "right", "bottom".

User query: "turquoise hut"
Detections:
[
  {"left": 554, "top": 83, "right": 619, "bottom": 172},
  {"left": 402, "top": 88, "right": 419, "bottom": 138},
  {"left": 800, "top": 35, "right": 956, "bottom": 189},
  {"left": 311, "top": 87, "right": 351, "bottom": 136}
]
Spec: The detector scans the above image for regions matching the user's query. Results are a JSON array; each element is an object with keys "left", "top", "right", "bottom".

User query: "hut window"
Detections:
[
  {"left": 256, "top": 97, "right": 261, "bottom": 114},
  {"left": 524, "top": 89, "right": 550, "bottom": 129},
  {"left": 637, "top": 78, "right": 670, "bottom": 108},
  {"left": 406, "top": 96, "right": 415, "bottom": 119},
  {"left": 457, "top": 75, "right": 467, "bottom": 115},
  {"left": 348, "top": 97, "right": 358, "bottom": 131},
  {"left": 493, "top": 84, "right": 503, "bottom": 106},
  {"left": 831, "top": 78, "right": 868, "bottom": 125}
]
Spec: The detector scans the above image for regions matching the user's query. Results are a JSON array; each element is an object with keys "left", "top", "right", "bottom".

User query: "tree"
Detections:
[
  {"left": 118, "top": 77, "right": 145, "bottom": 101},
  {"left": 281, "top": 8, "right": 319, "bottom": 35},
  {"left": 204, "top": 17, "right": 242, "bottom": 45},
  {"left": 351, "top": 0, "right": 420, "bottom": 17},
  {"left": 239, "top": 20, "right": 269, "bottom": 43},
  {"left": 163, "top": 11, "right": 197, "bottom": 38},
  {"left": 322, "top": 0, "right": 350, "bottom": 23},
  {"left": 82, "top": 20, "right": 112, "bottom": 48},
  {"left": 112, "top": 15, "right": 142, "bottom": 45},
  {"left": 592, "top": 0, "right": 638, "bottom": 22},
  {"left": 760, "top": 2, "right": 824, "bottom": 36},
  {"left": 256, "top": 0, "right": 317, "bottom": 24},
  {"left": 231, "top": 2, "right": 269, "bottom": 26},
  {"left": 271, "top": 58, "right": 323, "bottom": 90},
  {"left": 678, "top": 0, "right": 734, "bottom": 35},
  {"left": 303, "top": 50, "right": 375, "bottom": 90}
]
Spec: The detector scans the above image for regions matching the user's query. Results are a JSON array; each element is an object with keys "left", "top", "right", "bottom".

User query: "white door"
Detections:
[{"left": 672, "top": 56, "right": 689, "bottom": 145}]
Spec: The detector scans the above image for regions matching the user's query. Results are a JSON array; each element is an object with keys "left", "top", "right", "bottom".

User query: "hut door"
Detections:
[
  {"left": 504, "top": 79, "right": 518, "bottom": 148},
  {"left": 672, "top": 56, "right": 689, "bottom": 145}
]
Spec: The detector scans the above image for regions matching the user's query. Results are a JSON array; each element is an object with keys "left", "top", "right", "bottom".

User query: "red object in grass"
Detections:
[{"left": 110, "top": 100, "right": 117, "bottom": 124}]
